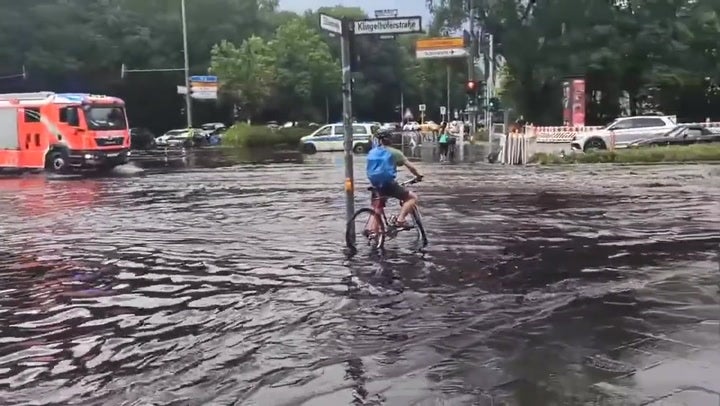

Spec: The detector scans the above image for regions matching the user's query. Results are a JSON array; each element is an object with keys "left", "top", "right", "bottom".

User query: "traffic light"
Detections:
[
  {"left": 488, "top": 97, "right": 500, "bottom": 112},
  {"left": 465, "top": 80, "right": 479, "bottom": 95}
]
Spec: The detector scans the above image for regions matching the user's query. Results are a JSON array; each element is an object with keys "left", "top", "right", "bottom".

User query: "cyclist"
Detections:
[{"left": 366, "top": 130, "right": 424, "bottom": 229}]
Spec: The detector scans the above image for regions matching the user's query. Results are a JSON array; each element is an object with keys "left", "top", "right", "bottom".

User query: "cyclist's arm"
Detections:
[{"left": 404, "top": 159, "right": 422, "bottom": 178}]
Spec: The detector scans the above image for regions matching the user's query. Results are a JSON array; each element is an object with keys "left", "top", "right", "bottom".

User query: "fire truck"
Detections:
[{"left": 0, "top": 92, "right": 131, "bottom": 173}]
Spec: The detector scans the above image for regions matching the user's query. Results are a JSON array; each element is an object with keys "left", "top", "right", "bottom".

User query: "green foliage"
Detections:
[
  {"left": 530, "top": 144, "right": 720, "bottom": 165},
  {"left": 2, "top": 0, "right": 719, "bottom": 132},
  {"left": 211, "top": 37, "right": 276, "bottom": 120},
  {"left": 431, "top": 0, "right": 720, "bottom": 124},
  {"left": 222, "top": 123, "right": 309, "bottom": 148}
]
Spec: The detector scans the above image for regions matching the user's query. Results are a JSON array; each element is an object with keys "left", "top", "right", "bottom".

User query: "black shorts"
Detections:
[
  {"left": 439, "top": 142, "right": 449, "bottom": 154},
  {"left": 377, "top": 181, "right": 411, "bottom": 201}
]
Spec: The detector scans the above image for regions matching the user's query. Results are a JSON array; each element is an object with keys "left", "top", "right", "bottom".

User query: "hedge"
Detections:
[
  {"left": 530, "top": 143, "right": 720, "bottom": 164},
  {"left": 222, "top": 124, "right": 311, "bottom": 148}
]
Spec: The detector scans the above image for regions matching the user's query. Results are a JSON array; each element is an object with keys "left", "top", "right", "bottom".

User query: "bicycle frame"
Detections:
[
  {"left": 369, "top": 178, "right": 419, "bottom": 230},
  {"left": 370, "top": 191, "right": 399, "bottom": 228}
]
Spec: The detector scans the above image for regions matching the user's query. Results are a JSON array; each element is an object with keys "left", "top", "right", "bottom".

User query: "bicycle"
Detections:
[{"left": 345, "top": 177, "right": 428, "bottom": 251}]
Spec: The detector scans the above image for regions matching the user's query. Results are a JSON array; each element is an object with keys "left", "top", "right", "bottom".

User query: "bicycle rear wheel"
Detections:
[{"left": 346, "top": 208, "right": 385, "bottom": 251}]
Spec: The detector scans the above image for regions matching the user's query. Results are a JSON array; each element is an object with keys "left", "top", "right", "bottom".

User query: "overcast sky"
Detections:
[{"left": 277, "top": 0, "right": 431, "bottom": 20}]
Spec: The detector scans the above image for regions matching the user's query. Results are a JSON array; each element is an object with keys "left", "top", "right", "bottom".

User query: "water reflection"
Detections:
[
  {"left": 0, "top": 152, "right": 718, "bottom": 405},
  {"left": 0, "top": 176, "right": 103, "bottom": 218}
]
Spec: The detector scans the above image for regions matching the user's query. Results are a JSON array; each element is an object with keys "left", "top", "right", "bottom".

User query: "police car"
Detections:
[{"left": 300, "top": 122, "right": 379, "bottom": 154}]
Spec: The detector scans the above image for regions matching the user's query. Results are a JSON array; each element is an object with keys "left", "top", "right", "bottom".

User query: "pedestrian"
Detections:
[{"left": 438, "top": 122, "right": 450, "bottom": 162}]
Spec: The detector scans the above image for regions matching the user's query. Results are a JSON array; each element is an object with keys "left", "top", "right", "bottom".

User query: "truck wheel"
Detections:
[{"left": 45, "top": 151, "right": 67, "bottom": 173}]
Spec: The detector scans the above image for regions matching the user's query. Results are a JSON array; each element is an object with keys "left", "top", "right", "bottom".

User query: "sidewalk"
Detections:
[{"left": 591, "top": 320, "right": 720, "bottom": 405}]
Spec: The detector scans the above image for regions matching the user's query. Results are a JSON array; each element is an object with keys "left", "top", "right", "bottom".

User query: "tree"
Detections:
[
  {"left": 428, "top": 0, "right": 720, "bottom": 124},
  {"left": 268, "top": 17, "right": 339, "bottom": 121},
  {"left": 210, "top": 37, "right": 276, "bottom": 123}
]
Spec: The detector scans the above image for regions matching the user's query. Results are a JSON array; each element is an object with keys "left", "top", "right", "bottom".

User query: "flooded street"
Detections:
[{"left": 1, "top": 150, "right": 718, "bottom": 405}]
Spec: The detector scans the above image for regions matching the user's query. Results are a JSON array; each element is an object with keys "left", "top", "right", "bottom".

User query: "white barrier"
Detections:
[{"left": 499, "top": 133, "right": 533, "bottom": 165}]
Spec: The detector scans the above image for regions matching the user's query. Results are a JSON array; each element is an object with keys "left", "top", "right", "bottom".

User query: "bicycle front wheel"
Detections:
[
  {"left": 346, "top": 208, "right": 385, "bottom": 251},
  {"left": 411, "top": 207, "right": 428, "bottom": 248}
]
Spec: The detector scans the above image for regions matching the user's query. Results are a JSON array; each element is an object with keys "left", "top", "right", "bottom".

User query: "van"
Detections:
[{"left": 300, "top": 122, "right": 379, "bottom": 154}]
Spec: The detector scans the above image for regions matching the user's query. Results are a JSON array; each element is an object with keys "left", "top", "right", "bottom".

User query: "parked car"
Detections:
[
  {"left": 628, "top": 125, "right": 720, "bottom": 147},
  {"left": 570, "top": 115, "right": 677, "bottom": 152},
  {"left": 156, "top": 128, "right": 202, "bottom": 147},
  {"left": 403, "top": 121, "right": 421, "bottom": 131},
  {"left": 130, "top": 127, "right": 156, "bottom": 149},
  {"left": 200, "top": 122, "right": 226, "bottom": 133},
  {"left": 300, "top": 122, "right": 379, "bottom": 154},
  {"left": 381, "top": 122, "right": 401, "bottom": 131}
]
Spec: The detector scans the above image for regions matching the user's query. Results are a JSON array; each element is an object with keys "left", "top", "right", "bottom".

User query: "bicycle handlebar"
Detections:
[{"left": 399, "top": 176, "right": 423, "bottom": 186}]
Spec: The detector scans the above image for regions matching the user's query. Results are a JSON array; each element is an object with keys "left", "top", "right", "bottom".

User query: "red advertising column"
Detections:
[
  {"left": 571, "top": 78, "right": 586, "bottom": 127},
  {"left": 562, "top": 80, "right": 571, "bottom": 126}
]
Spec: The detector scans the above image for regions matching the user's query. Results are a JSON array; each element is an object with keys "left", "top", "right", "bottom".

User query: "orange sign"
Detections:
[{"left": 416, "top": 37, "right": 464, "bottom": 50}]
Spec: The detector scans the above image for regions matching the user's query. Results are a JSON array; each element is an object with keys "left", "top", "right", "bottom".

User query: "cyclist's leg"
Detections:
[
  {"left": 367, "top": 191, "right": 384, "bottom": 234},
  {"left": 384, "top": 181, "right": 416, "bottom": 225}
]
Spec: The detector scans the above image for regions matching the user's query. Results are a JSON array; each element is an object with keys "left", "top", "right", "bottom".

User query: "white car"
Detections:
[
  {"left": 570, "top": 115, "right": 676, "bottom": 152},
  {"left": 403, "top": 121, "right": 421, "bottom": 131},
  {"left": 300, "top": 122, "right": 379, "bottom": 154},
  {"left": 156, "top": 129, "right": 194, "bottom": 146}
]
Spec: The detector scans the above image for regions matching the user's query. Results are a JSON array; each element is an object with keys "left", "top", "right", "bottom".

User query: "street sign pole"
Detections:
[
  {"left": 340, "top": 18, "right": 355, "bottom": 246},
  {"left": 180, "top": 0, "right": 192, "bottom": 128},
  {"left": 320, "top": 12, "right": 422, "bottom": 248}
]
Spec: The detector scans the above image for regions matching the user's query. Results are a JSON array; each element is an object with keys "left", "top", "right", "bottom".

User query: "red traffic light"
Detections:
[{"left": 465, "top": 80, "right": 479, "bottom": 94}]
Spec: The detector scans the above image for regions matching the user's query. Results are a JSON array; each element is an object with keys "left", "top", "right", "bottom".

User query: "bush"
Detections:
[
  {"left": 222, "top": 123, "right": 311, "bottom": 148},
  {"left": 530, "top": 144, "right": 720, "bottom": 165}
]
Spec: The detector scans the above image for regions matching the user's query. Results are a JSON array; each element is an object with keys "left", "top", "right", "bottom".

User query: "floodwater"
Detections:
[{"left": 0, "top": 149, "right": 718, "bottom": 405}]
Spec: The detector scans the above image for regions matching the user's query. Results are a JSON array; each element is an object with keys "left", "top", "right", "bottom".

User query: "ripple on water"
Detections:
[{"left": 0, "top": 160, "right": 718, "bottom": 405}]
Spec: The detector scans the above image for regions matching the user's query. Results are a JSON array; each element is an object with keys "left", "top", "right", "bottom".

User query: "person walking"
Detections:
[{"left": 438, "top": 122, "right": 450, "bottom": 162}]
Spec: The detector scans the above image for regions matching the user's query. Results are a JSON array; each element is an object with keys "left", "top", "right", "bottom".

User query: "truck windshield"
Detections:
[{"left": 85, "top": 106, "right": 127, "bottom": 130}]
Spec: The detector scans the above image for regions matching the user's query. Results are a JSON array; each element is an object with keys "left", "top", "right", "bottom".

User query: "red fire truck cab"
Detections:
[{"left": 0, "top": 92, "right": 131, "bottom": 173}]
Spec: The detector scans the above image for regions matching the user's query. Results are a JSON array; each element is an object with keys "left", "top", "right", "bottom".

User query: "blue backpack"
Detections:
[{"left": 366, "top": 145, "right": 397, "bottom": 187}]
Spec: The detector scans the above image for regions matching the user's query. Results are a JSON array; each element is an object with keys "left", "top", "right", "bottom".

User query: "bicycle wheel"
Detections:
[
  {"left": 411, "top": 207, "right": 429, "bottom": 247},
  {"left": 346, "top": 208, "right": 385, "bottom": 251}
]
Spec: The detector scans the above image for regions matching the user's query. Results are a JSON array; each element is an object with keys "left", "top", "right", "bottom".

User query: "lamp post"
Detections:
[{"left": 180, "top": 0, "right": 193, "bottom": 128}]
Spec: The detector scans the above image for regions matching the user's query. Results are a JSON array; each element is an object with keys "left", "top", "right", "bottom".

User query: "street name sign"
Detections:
[
  {"left": 354, "top": 16, "right": 423, "bottom": 35},
  {"left": 319, "top": 13, "right": 342, "bottom": 35},
  {"left": 374, "top": 9, "right": 398, "bottom": 18}
]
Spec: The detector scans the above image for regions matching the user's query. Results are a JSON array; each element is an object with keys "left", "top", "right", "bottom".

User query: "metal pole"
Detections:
[
  {"left": 341, "top": 19, "right": 355, "bottom": 246},
  {"left": 467, "top": 0, "right": 476, "bottom": 136},
  {"left": 181, "top": 0, "right": 193, "bottom": 128},
  {"left": 326, "top": 95, "right": 329, "bottom": 123},
  {"left": 487, "top": 33, "right": 494, "bottom": 133},
  {"left": 400, "top": 91, "right": 404, "bottom": 123},
  {"left": 446, "top": 64, "right": 451, "bottom": 123}
]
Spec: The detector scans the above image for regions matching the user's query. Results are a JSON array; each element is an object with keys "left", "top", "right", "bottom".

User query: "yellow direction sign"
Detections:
[{"left": 415, "top": 37, "right": 464, "bottom": 50}]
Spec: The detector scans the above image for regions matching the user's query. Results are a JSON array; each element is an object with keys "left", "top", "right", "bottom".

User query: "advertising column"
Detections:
[
  {"left": 562, "top": 80, "right": 571, "bottom": 126},
  {"left": 571, "top": 78, "right": 586, "bottom": 127}
]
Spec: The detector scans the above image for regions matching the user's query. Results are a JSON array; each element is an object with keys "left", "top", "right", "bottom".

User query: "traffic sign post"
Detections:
[
  {"left": 319, "top": 12, "right": 424, "bottom": 248},
  {"left": 419, "top": 103, "right": 426, "bottom": 124},
  {"left": 440, "top": 106, "right": 447, "bottom": 122}
]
